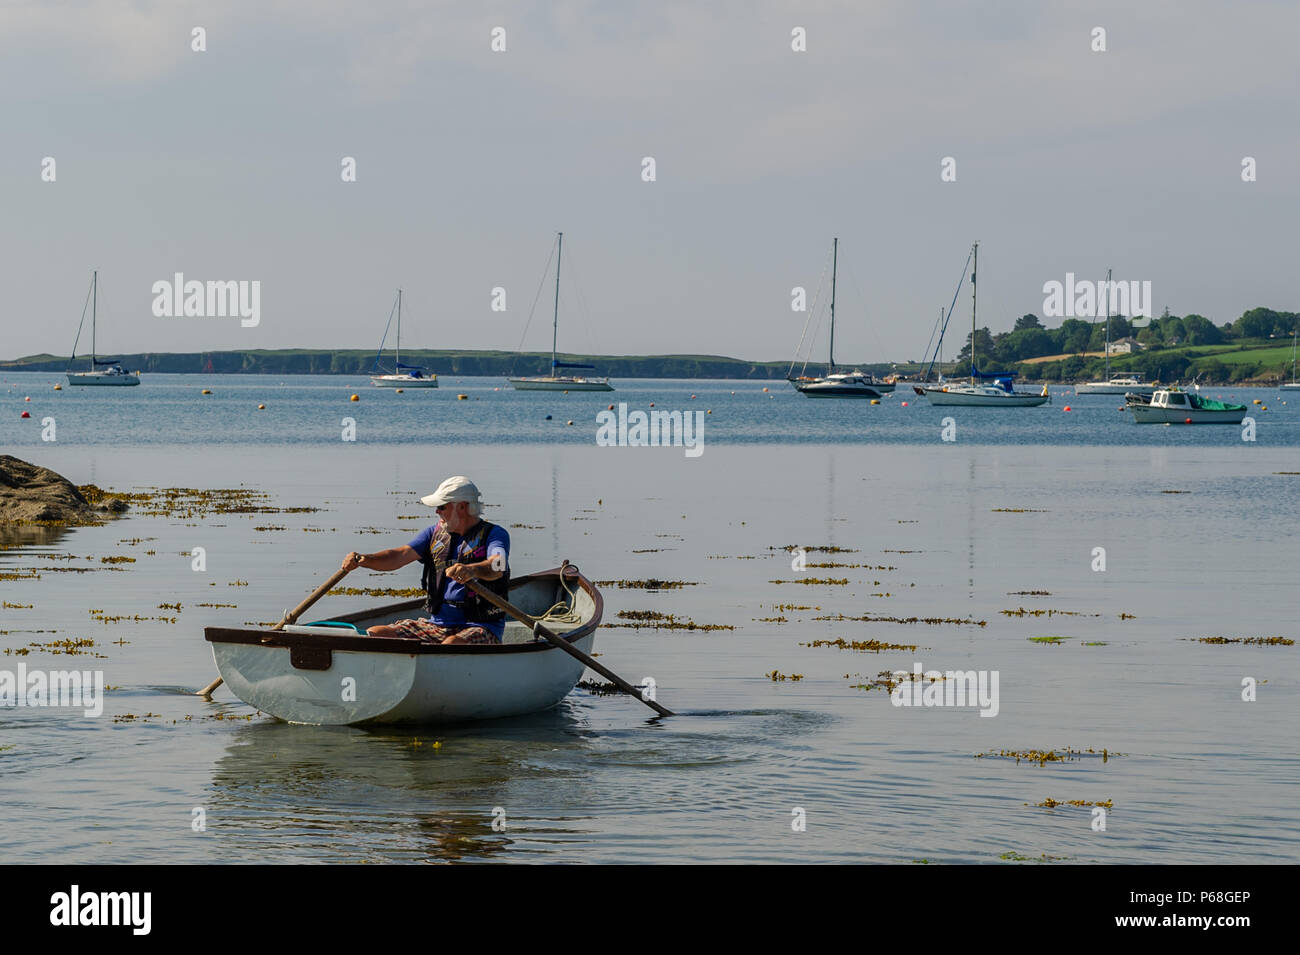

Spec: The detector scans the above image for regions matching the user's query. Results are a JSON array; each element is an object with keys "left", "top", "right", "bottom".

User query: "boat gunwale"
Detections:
[{"left": 203, "top": 567, "right": 602, "bottom": 655}]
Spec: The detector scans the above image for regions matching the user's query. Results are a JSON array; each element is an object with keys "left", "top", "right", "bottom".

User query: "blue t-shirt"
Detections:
[{"left": 408, "top": 521, "right": 510, "bottom": 636}]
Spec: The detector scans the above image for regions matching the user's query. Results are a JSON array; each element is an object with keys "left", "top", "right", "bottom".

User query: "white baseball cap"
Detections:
[{"left": 421, "top": 476, "right": 482, "bottom": 508}]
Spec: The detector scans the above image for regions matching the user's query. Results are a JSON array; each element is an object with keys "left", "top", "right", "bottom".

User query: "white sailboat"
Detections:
[
  {"left": 370, "top": 289, "right": 437, "bottom": 387},
  {"left": 1281, "top": 326, "right": 1300, "bottom": 391},
  {"left": 912, "top": 243, "right": 1048, "bottom": 407},
  {"left": 65, "top": 271, "right": 140, "bottom": 386},
  {"left": 1074, "top": 268, "right": 1156, "bottom": 395},
  {"left": 508, "top": 233, "right": 613, "bottom": 392},
  {"left": 788, "top": 238, "right": 895, "bottom": 398}
]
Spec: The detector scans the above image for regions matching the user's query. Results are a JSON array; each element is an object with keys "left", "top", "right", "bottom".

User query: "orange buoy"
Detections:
[
  {"left": 24, "top": 396, "right": 31, "bottom": 402},
  {"left": 649, "top": 402, "right": 655, "bottom": 408},
  {"left": 457, "top": 394, "right": 468, "bottom": 400},
  {"left": 1185, "top": 417, "right": 1193, "bottom": 424},
  {"left": 257, "top": 404, "right": 265, "bottom": 410},
  {"left": 707, "top": 409, "right": 712, "bottom": 414},
  {"left": 870, "top": 399, "right": 880, "bottom": 405},
  {"left": 566, "top": 420, "right": 574, "bottom": 426},
  {"left": 350, "top": 394, "right": 359, "bottom": 402},
  {"left": 201, "top": 389, "right": 212, "bottom": 395},
  {"left": 20, "top": 411, "right": 30, "bottom": 418},
  {"left": 53, "top": 384, "right": 62, "bottom": 391},
  {"left": 1063, "top": 405, "right": 1071, "bottom": 412},
  {"left": 607, "top": 404, "right": 614, "bottom": 411},
  {"left": 762, "top": 387, "right": 769, "bottom": 392},
  {"left": 395, "top": 388, "right": 404, "bottom": 394},
  {"left": 901, "top": 401, "right": 909, "bottom": 407}
]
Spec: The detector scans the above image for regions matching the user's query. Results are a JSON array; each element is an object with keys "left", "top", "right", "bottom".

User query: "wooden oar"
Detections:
[
  {"left": 195, "top": 565, "right": 353, "bottom": 698},
  {"left": 463, "top": 573, "right": 675, "bottom": 718}
]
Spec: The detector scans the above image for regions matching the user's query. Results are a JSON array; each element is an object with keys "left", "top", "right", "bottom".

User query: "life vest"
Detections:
[{"left": 420, "top": 520, "right": 510, "bottom": 624}]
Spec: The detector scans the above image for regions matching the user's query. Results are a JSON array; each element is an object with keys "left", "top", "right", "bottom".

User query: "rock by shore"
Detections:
[{"left": 0, "top": 455, "right": 128, "bottom": 525}]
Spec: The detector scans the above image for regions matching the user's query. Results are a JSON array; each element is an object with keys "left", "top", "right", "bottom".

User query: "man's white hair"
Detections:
[{"left": 466, "top": 499, "right": 482, "bottom": 517}]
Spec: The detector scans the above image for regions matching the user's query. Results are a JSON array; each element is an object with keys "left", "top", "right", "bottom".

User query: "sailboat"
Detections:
[
  {"left": 65, "top": 271, "right": 140, "bottom": 386},
  {"left": 1280, "top": 325, "right": 1300, "bottom": 391},
  {"left": 912, "top": 242, "right": 1048, "bottom": 407},
  {"left": 788, "top": 238, "right": 894, "bottom": 398},
  {"left": 1074, "top": 268, "right": 1155, "bottom": 395},
  {"left": 508, "top": 233, "right": 613, "bottom": 392},
  {"left": 370, "top": 289, "right": 437, "bottom": 387}
]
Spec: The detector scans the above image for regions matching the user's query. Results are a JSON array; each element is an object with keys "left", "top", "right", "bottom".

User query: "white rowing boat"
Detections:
[{"left": 203, "top": 566, "right": 602, "bottom": 725}]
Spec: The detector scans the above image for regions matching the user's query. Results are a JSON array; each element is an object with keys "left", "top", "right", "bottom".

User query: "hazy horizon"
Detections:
[{"left": 3, "top": 1, "right": 1297, "bottom": 364}]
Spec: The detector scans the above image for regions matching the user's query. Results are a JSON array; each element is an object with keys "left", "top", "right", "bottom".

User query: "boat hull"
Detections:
[
  {"left": 204, "top": 568, "right": 603, "bottom": 725},
  {"left": 371, "top": 375, "right": 438, "bottom": 388},
  {"left": 1075, "top": 383, "right": 1156, "bottom": 395},
  {"left": 508, "top": 377, "right": 613, "bottom": 391},
  {"left": 790, "top": 378, "right": 895, "bottom": 398},
  {"left": 912, "top": 386, "right": 1048, "bottom": 407},
  {"left": 1280, "top": 383, "right": 1300, "bottom": 391},
  {"left": 1129, "top": 406, "right": 1246, "bottom": 423},
  {"left": 66, "top": 373, "right": 140, "bottom": 386}
]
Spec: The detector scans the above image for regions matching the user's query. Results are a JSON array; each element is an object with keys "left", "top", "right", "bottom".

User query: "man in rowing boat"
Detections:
[{"left": 340, "top": 476, "right": 511, "bottom": 645}]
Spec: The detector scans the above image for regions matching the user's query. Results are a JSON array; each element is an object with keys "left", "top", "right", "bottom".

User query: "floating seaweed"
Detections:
[
  {"left": 1028, "top": 636, "right": 1068, "bottom": 644},
  {"left": 1160, "top": 490, "right": 1190, "bottom": 494},
  {"left": 327, "top": 586, "right": 425, "bottom": 597},
  {"left": 577, "top": 679, "right": 622, "bottom": 695},
  {"left": 1193, "top": 636, "right": 1293, "bottom": 646},
  {"left": 1001, "top": 607, "right": 1100, "bottom": 618},
  {"left": 99, "top": 556, "right": 135, "bottom": 564},
  {"left": 974, "top": 747, "right": 1120, "bottom": 765},
  {"left": 991, "top": 508, "right": 1048, "bottom": 513},
  {"left": 4, "top": 637, "right": 104, "bottom": 658},
  {"left": 755, "top": 615, "right": 788, "bottom": 623},
  {"left": 803, "top": 638, "right": 919, "bottom": 653},
  {"left": 774, "top": 604, "right": 816, "bottom": 612},
  {"left": 595, "top": 579, "right": 700, "bottom": 590},
  {"left": 1000, "top": 851, "right": 1068, "bottom": 863},
  {"left": 1030, "top": 798, "right": 1113, "bottom": 809},
  {"left": 815, "top": 612, "right": 987, "bottom": 627},
  {"left": 2, "top": 602, "right": 33, "bottom": 609},
  {"left": 112, "top": 713, "right": 161, "bottom": 723},
  {"left": 606, "top": 610, "right": 733, "bottom": 632},
  {"left": 771, "top": 545, "right": 857, "bottom": 553},
  {"left": 768, "top": 577, "right": 849, "bottom": 586},
  {"left": 1008, "top": 590, "right": 1051, "bottom": 597},
  {"left": 196, "top": 602, "right": 237, "bottom": 608},
  {"left": 766, "top": 670, "right": 804, "bottom": 681}
]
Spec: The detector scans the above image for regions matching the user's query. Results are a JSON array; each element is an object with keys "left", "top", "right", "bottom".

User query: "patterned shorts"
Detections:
[{"left": 388, "top": 619, "right": 500, "bottom": 645}]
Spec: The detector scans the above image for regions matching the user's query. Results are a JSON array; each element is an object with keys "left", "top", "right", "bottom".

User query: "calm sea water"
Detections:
[
  {"left": 2, "top": 374, "right": 1298, "bottom": 863},
  {"left": 3, "top": 372, "right": 1298, "bottom": 448}
]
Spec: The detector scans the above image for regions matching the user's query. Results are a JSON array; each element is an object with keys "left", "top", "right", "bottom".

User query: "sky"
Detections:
[{"left": 2, "top": 0, "right": 1297, "bottom": 364}]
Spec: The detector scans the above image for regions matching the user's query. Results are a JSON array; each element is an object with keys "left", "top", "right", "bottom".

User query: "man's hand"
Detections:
[
  {"left": 446, "top": 562, "right": 475, "bottom": 583},
  {"left": 341, "top": 552, "right": 366, "bottom": 572}
]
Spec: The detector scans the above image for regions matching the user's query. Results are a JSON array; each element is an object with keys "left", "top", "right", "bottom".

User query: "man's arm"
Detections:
[{"left": 342, "top": 545, "right": 420, "bottom": 573}]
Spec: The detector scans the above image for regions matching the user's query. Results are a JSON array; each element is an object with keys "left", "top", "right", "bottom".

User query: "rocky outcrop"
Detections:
[{"left": 0, "top": 455, "right": 128, "bottom": 524}]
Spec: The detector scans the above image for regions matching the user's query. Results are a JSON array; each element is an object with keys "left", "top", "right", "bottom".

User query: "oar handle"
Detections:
[
  {"left": 271, "top": 566, "right": 353, "bottom": 631},
  {"left": 464, "top": 575, "right": 674, "bottom": 718}
]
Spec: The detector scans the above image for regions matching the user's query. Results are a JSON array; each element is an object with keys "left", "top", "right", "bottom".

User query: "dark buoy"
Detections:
[{"left": 545, "top": 415, "right": 552, "bottom": 420}]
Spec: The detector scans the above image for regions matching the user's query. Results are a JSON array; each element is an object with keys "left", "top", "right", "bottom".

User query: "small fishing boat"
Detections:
[
  {"left": 203, "top": 566, "right": 602, "bottom": 725},
  {"left": 370, "top": 288, "right": 438, "bottom": 387},
  {"left": 66, "top": 271, "right": 140, "bottom": 386},
  {"left": 1127, "top": 389, "right": 1247, "bottom": 423},
  {"left": 788, "top": 238, "right": 895, "bottom": 399},
  {"left": 508, "top": 233, "right": 613, "bottom": 391}
]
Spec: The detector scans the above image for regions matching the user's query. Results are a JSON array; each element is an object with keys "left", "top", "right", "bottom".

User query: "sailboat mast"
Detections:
[
  {"left": 1103, "top": 267, "right": 1112, "bottom": 380},
  {"left": 829, "top": 237, "right": 837, "bottom": 373},
  {"left": 552, "top": 232, "right": 562, "bottom": 372},
  {"left": 396, "top": 288, "right": 402, "bottom": 368},
  {"left": 91, "top": 269, "right": 97, "bottom": 370},
  {"left": 970, "top": 242, "right": 978, "bottom": 376}
]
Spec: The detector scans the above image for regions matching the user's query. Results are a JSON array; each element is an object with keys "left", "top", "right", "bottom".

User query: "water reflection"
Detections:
[{"left": 205, "top": 703, "right": 599, "bottom": 861}]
